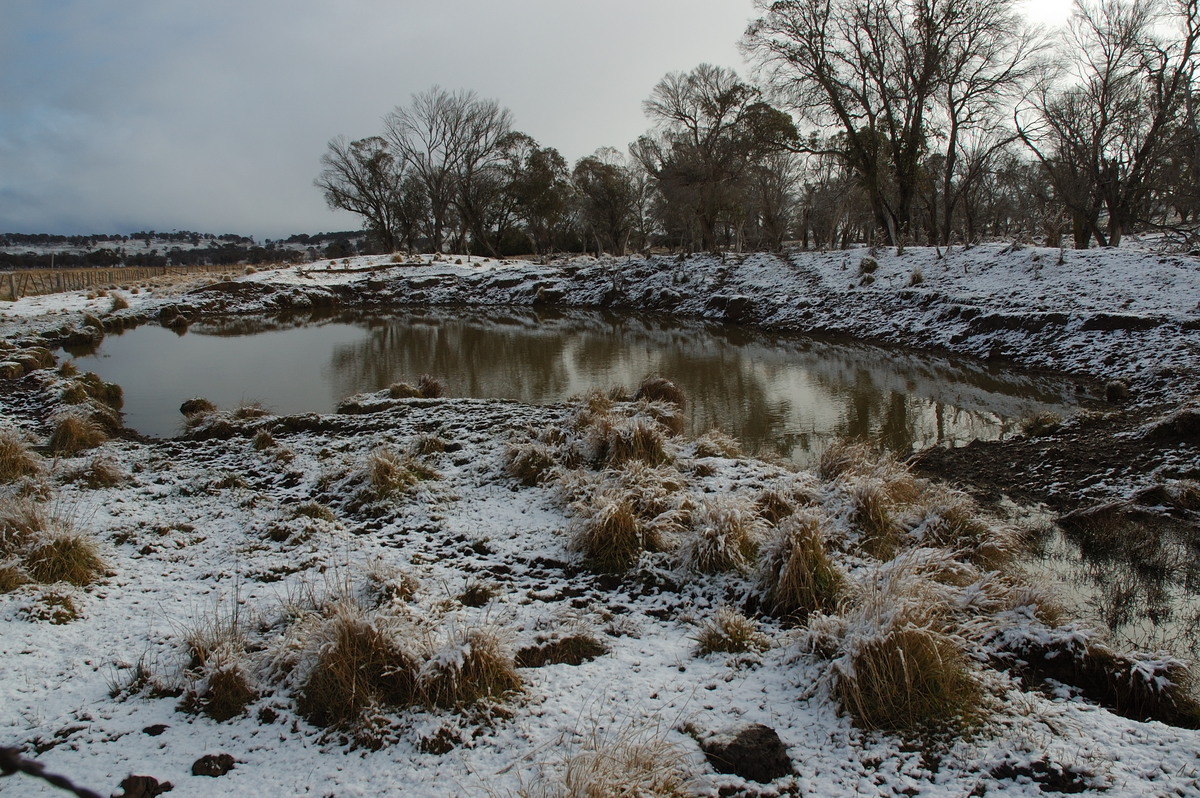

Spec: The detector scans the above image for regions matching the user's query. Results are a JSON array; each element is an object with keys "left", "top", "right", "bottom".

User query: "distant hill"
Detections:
[{"left": 0, "top": 230, "right": 368, "bottom": 270}]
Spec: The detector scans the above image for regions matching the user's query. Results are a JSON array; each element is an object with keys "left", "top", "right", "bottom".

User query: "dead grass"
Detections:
[
  {"left": 0, "top": 499, "right": 47, "bottom": 558},
  {"left": 193, "top": 661, "right": 258, "bottom": 721},
  {"left": 252, "top": 429, "right": 276, "bottom": 450},
  {"left": 367, "top": 447, "right": 439, "bottom": 499},
  {"left": 25, "top": 532, "right": 105, "bottom": 585},
  {"left": 0, "top": 429, "right": 41, "bottom": 483},
  {"left": 417, "top": 374, "right": 445, "bottom": 398},
  {"left": 109, "top": 293, "right": 130, "bottom": 312},
  {"left": 845, "top": 477, "right": 901, "bottom": 559},
  {"left": 179, "top": 397, "right": 217, "bottom": 417},
  {"left": 528, "top": 725, "right": 692, "bottom": 798},
  {"left": 505, "top": 439, "right": 558, "bottom": 486},
  {"left": 634, "top": 376, "right": 687, "bottom": 409},
  {"left": 233, "top": 401, "right": 270, "bottom": 420},
  {"left": 693, "top": 429, "right": 742, "bottom": 459},
  {"left": 291, "top": 502, "right": 336, "bottom": 523},
  {"left": 636, "top": 400, "right": 686, "bottom": 437},
  {"left": 759, "top": 512, "right": 845, "bottom": 621},
  {"left": 0, "top": 562, "right": 29, "bottom": 593},
  {"left": 515, "top": 633, "right": 609, "bottom": 667},
  {"left": 419, "top": 626, "right": 522, "bottom": 708},
  {"left": 602, "top": 417, "right": 670, "bottom": 467},
  {"left": 834, "top": 623, "right": 982, "bottom": 734},
  {"left": 681, "top": 496, "right": 760, "bottom": 573},
  {"left": 571, "top": 498, "right": 648, "bottom": 573},
  {"left": 48, "top": 412, "right": 108, "bottom": 455},
  {"left": 1020, "top": 412, "right": 1062, "bottom": 437},
  {"left": 693, "top": 607, "right": 770, "bottom": 655},
  {"left": 388, "top": 382, "right": 422, "bottom": 399},
  {"left": 817, "top": 440, "right": 876, "bottom": 481},
  {"left": 68, "top": 456, "right": 124, "bottom": 489},
  {"left": 298, "top": 605, "right": 418, "bottom": 727}
]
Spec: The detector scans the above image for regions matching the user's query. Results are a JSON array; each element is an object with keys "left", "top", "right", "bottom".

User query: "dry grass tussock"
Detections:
[
  {"left": 0, "top": 499, "right": 104, "bottom": 588},
  {"left": 419, "top": 625, "right": 522, "bottom": 708},
  {"left": 522, "top": 723, "right": 693, "bottom": 798},
  {"left": 634, "top": 375, "right": 687, "bottom": 409},
  {"left": 505, "top": 437, "right": 559, "bottom": 487},
  {"left": 583, "top": 413, "right": 672, "bottom": 468},
  {"left": 0, "top": 429, "right": 41, "bottom": 483},
  {"left": 367, "top": 447, "right": 439, "bottom": 499},
  {"left": 388, "top": 374, "right": 445, "bottom": 399},
  {"left": 755, "top": 475, "right": 821, "bottom": 524},
  {"left": 759, "top": 511, "right": 845, "bottom": 621},
  {"left": 803, "top": 552, "right": 986, "bottom": 734},
  {"left": 693, "top": 607, "right": 770, "bottom": 655},
  {"left": 817, "top": 440, "right": 878, "bottom": 481},
  {"left": 693, "top": 428, "right": 743, "bottom": 459},
  {"left": 681, "top": 495, "right": 761, "bottom": 573},
  {"left": 48, "top": 412, "right": 108, "bottom": 455},
  {"left": 297, "top": 603, "right": 418, "bottom": 727},
  {"left": 571, "top": 497, "right": 647, "bottom": 573},
  {"left": 910, "top": 487, "right": 1012, "bottom": 567}
]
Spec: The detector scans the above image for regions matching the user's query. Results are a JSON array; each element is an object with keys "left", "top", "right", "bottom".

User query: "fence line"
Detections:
[{"left": 0, "top": 263, "right": 243, "bottom": 302}]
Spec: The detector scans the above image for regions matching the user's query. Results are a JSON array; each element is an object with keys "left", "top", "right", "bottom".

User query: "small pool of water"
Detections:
[{"left": 64, "top": 307, "right": 1082, "bottom": 464}]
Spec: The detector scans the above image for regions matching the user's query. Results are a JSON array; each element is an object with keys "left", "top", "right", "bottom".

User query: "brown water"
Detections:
[{"left": 65, "top": 307, "right": 1081, "bottom": 464}]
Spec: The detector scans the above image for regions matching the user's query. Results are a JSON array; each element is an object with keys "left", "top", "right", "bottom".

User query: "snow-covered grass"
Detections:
[{"left": 0, "top": 246, "right": 1199, "bottom": 796}]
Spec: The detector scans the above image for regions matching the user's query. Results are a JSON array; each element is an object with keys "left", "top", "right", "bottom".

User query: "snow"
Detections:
[{"left": 1, "top": 246, "right": 1199, "bottom": 797}]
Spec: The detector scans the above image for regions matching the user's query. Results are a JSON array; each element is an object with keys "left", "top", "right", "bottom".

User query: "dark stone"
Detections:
[
  {"left": 191, "top": 753, "right": 235, "bottom": 777},
  {"left": 116, "top": 774, "right": 174, "bottom": 797},
  {"left": 700, "top": 723, "right": 793, "bottom": 783},
  {"left": 141, "top": 724, "right": 168, "bottom": 736}
]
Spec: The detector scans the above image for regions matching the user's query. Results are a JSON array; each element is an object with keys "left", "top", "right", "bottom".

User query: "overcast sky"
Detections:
[{"left": 0, "top": 0, "right": 1072, "bottom": 240}]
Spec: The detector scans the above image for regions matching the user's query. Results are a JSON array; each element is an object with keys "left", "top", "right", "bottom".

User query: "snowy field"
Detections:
[{"left": 1, "top": 246, "right": 1198, "bottom": 797}]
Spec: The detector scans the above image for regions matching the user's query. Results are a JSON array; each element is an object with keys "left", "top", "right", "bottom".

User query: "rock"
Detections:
[
  {"left": 191, "top": 753, "right": 235, "bottom": 777},
  {"left": 141, "top": 724, "right": 168, "bottom": 736},
  {"left": 116, "top": 774, "right": 173, "bottom": 797},
  {"left": 700, "top": 723, "right": 792, "bottom": 783}
]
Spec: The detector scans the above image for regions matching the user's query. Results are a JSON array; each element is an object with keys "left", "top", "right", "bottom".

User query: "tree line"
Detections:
[{"left": 320, "top": 0, "right": 1200, "bottom": 254}]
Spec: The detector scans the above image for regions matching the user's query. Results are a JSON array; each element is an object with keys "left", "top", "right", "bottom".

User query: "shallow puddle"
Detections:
[{"left": 65, "top": 307, "right": 1082, "bottom": 464}]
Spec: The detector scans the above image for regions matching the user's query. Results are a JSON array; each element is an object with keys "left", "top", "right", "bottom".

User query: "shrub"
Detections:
[
  {"left": 693, "top": 607, "right": 769, "bottom": 655},
  {"left": 0, "top": 430, "right": 41, "bottom": 483},
  {"left": 759, "top": 512, "right": 844, "bottom": 621},
  {"left": 298, "top": 606, "right": 418, "bottom": 727},
  {"left": 833, "top": 623, "right": 981, "bottom": 734},
  {"left": 49, "top": 413, "right": 108, "bottom": 455},
  {"left": 681, "top": 496, "right": 759, "bottom": 574},
  {"left": 419, "top": 626, "right": 522, "bottom": 708},
  {"left": 26, "top": 532, "right": 105, "bottom": 586},
  {"left": 634, "top": 376, "right": 687, "bottom": 409}
]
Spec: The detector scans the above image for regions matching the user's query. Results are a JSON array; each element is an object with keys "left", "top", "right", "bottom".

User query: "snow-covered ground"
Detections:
[{"left": 1, "top": 246, "right": 1198, "bottom": 797}]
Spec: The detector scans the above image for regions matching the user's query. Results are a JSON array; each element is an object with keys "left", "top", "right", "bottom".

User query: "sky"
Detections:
[{"left": 0, "top": 0, "right": 1073, "bottom": 241}]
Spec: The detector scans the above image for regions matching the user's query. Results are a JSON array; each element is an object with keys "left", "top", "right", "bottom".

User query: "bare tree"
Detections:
[
  {"left": 745, "top": 0, "right": 1040, "bottom": 246},
  {"left": 1017, "top": 0, "right": 1200, "bottom": 247},
  {"left": 633, "top": 63, "right": 796, "bottom": 252},
  {"left": 384, "top": 87, "right": 513, "bottom": 253},
  {"left": 315, "top": 136, "right": 405, "bottom": 252}
]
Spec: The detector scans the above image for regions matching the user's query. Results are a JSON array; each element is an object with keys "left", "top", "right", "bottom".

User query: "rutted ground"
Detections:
[{"left": 0, "top": 247, "right": 1199, "bottom": 797}]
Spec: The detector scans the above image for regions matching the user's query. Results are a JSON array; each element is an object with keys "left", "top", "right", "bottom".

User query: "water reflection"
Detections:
[{"left": 66, "top": 307, "right": 1080, "bottom": 464}]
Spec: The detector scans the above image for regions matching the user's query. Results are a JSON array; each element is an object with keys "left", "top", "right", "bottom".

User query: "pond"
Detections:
[{"left": 63, "top": 307, "right": 1082, "bottom": 466}]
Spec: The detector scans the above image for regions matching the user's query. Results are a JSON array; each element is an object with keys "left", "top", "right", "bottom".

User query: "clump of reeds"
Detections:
[
  {"left": 571, "top": 497, "right": 646, "bottom": 573},
  {"left": 25, "top": 532, "right": 105, "bottom": 586},
  {"left": 693, "top": 428, "right": 743, "bottom": 459}
]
